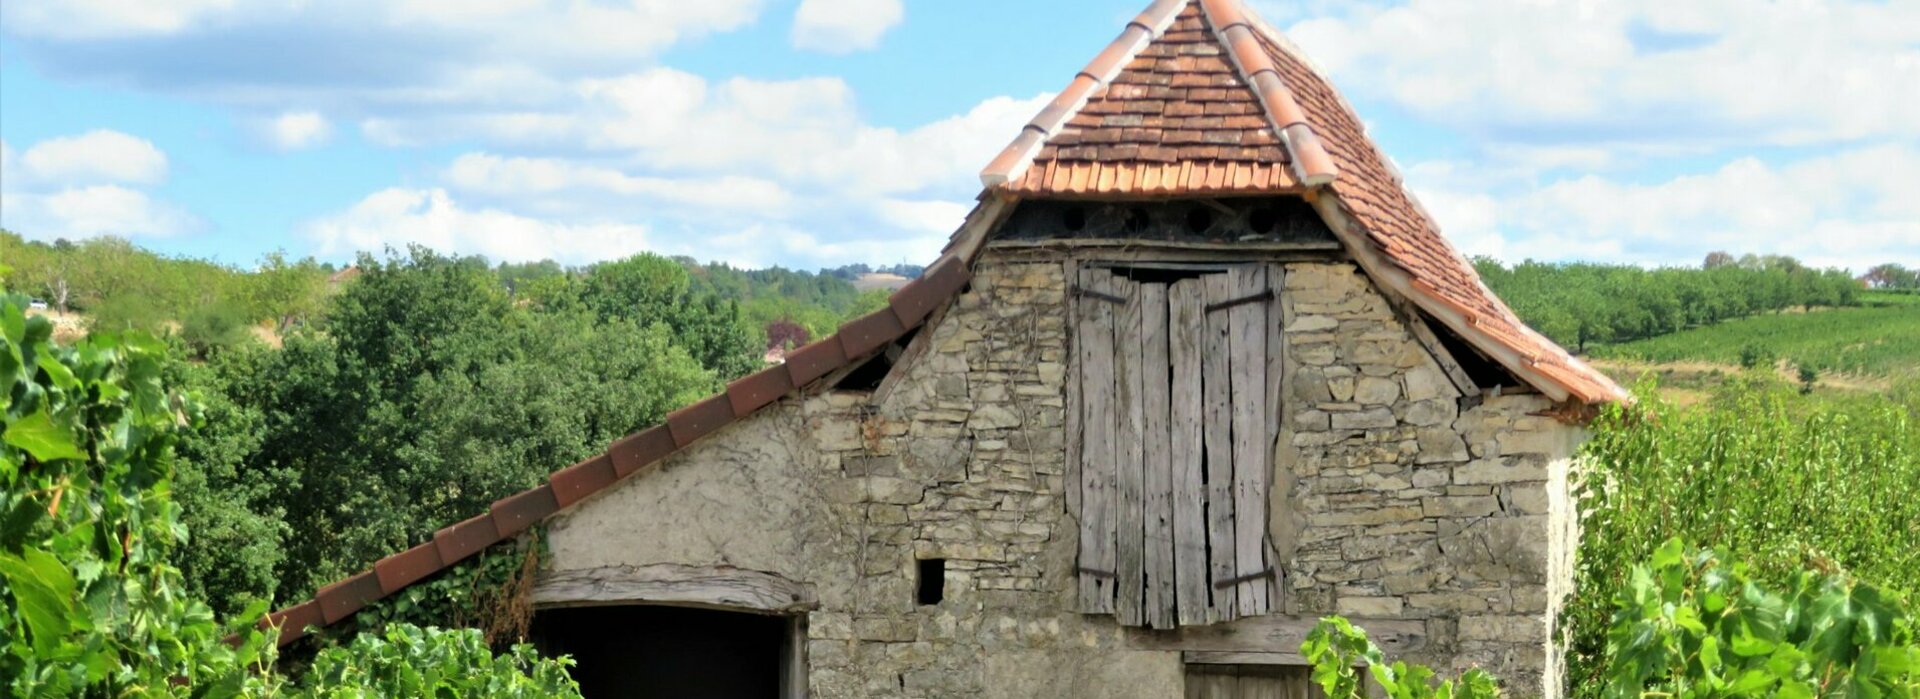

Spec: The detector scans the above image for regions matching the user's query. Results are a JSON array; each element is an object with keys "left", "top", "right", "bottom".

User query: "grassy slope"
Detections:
[{"left": 1591, "top": 291, "right": 1920, "bottom": 378}]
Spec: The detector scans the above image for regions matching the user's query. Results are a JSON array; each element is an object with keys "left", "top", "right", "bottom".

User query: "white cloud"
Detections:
[
  {"left": 1408, "top": 144, "right": 1920, "bottom": 271},
  {"left": 1, "top": 130, "right": 196, "bottom": 241},
  {"left": 296, "top": 81, "right": 1044, "bottom": 267},
  {"left": 18, "top": 129, "right": 169, "bottom": 184},
  {"left": 264, "top": 111, "right": 332, "bottom": 150},
  {"left": 1283, "top": 0, "right": 1920, "bottom": 146},
  {"left": 1, "top": 185, "right": 197, "bottom": 239},
  {"left": 304, "top": 187, "right": 654, "bottom": 265},
  {"left": 1, "top": 0, "right": 241, "bottom": 39},
  {"left": 791, "top": 0, "right": 904, "bottom": 54},
  {"left": 442, "top": 152, "right": 797, "bottom": 215},
  {"left": 300, "top": 186, "right": 948, "bottom": 271},
  {"left": 4, "top": 0, "right": 765, "bottom": 118}
]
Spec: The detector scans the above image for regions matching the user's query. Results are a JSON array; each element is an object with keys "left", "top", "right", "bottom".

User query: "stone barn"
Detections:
[{"left": 262, "top": 1, "right": 1627, "bottom": 697}]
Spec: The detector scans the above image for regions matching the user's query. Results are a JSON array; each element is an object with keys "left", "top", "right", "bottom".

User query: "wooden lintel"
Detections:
[
  {"left": 1183, "top": 650, "right": 1311, "bottom": 667},
  {"left": 1125, "top": 615, "right": 1427, "bottom": 656},
  {"left": 989, "top": 238, "right": 1344, "bottom": 254},
  {"left": 533, "top": 564, "right": 818, "bottom": 616}
]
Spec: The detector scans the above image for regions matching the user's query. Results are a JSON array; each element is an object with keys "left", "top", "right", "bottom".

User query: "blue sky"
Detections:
[{"left": 2, "top": 0, "right": 1915, "bottom": 273}]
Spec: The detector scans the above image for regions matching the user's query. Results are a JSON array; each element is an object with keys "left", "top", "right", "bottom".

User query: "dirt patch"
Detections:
[{"left": 26, "top": 308, "right": 88, "bottom": 344}]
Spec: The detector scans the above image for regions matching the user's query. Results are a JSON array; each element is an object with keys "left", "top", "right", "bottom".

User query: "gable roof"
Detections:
[
  {"left": 254, "top": 0, "right": 1623, "bottom": 648},
  {"left": 979, "top": 0, "right": 1624, "bottom": 406}
]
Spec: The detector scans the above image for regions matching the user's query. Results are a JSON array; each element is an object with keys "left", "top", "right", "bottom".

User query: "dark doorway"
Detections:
[{"left": 531, "top": 605, "right": 789, "bottom": 698}]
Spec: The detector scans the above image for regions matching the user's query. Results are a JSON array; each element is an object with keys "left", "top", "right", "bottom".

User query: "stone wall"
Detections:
[
  {"left": 1275, "top": 262, "right": 1583, "bottom": 694},
  {"left": 543, "top": 254, "right": 1584, "bottom": 698}
]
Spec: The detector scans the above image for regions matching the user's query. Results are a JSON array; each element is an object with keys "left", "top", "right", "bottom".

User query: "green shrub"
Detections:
[
  {"left": 1, "top": 294, "right": 582, "bottom": 696},
  {"left": 299, "top": 624, "right": 581, "bottom": 698},
  {"left": 181, "top": 301, "right": 258, "bottom": 358},
  {"left": 1602, "top": 539, "right": 1917, "bottom": 698},
  {"left": 1737, "top": 343, "right": 1774, "bottom": 370},
  {"left": 1568, "top": 378, "right": 1920, "bottom": 696},
  {"left": 0, "top": 295, "right": 280, "bottom": 696},
  {"left": 1304, "top": 616, "right": 1501, "bottom": 698}
]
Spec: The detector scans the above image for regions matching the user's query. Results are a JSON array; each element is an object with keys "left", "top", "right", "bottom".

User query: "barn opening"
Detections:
[{"left": 531, "top": 605, "right": 791, "bottom": 698}]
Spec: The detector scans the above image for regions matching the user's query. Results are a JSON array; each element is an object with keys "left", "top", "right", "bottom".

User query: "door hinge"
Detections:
[{"left": 1204, "top": 289, "right": 1274, "bottom": 313}]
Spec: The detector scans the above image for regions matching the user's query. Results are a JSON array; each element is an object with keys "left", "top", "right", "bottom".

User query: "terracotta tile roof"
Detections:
[
  {"left": 981, "top": 0, "right": 1622, "bottom": 404},
  {"left": 255, "top": 255, "right": 974, "bottom": 647},
  {"left": 987, "top": 1, "right": 1325, "bottom": 196}
]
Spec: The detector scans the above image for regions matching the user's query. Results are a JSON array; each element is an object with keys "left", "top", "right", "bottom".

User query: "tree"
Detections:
[
  {"left": 1863, "top": 263, "right": 1920, "bottom": 290},
  {"left": 249, "top": 251, "right": 330, "bottom": 332},
  {"left": 200, "top": 248, "right": 718, "bottom": 601},
  {"left": 1702, "top": 250, "right": 1735, "bottom": 269},
  {"left": 766, "top": 319, "right": 810, "bottom": 350},
  {"left": 577, "top": 253, "right": 760, "bottom": 379}
]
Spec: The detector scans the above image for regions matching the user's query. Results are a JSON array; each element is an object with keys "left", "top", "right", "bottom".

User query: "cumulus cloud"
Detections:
[
  {"left": 1, "top": 0, "right": 241, "bottom": 40},
  {"left": 17, "top": 129, "right": 169, "bottom": 184},
  {"left": 792, "top": 0, "right": 905, "bottom": 54},
  {"left": 1282, "top": 0, "right": 1920, "bottom": 147},
  {"left": 264, "top": 111, "right": 332, "bottom": 150},
  {"left": 1406, "top": 144, "right": 1920, "bottom": 271},
  {"left": 0, "top": 130, "right": 196, "bottom": 241},
  {"left": 304, "top": 187, "right": 655, "bottom": 265},
  {"left": 299, "top": 75, "right": 1044, "bottom": 267},
  {"left": 302, "top": 186, "right": 952, "bottom": 270},
  {"left": 2, "top": 0, "right": 765, "bottom": 117},
  {"left": 1, "top": 186, "right": 198, "bottom": 240}
]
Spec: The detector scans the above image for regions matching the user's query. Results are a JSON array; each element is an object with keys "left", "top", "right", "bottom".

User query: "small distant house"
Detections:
[{"left": 263, "top": 1, "right": 1625, "bottom": 697}]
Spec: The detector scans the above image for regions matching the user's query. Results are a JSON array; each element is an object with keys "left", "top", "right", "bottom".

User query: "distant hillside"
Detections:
[{"left": 1594, "top": 291, "right": 1920, "bottom": 379}]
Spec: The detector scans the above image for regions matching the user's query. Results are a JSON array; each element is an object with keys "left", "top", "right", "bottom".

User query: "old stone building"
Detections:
[{"left": 262, "top": 1, "right": 1626, "bottom": 697}]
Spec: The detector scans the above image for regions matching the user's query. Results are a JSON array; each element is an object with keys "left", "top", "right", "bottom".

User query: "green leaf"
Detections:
[
  {"left": 1728, "top": 668, "right": 1778, "bottom": 694},
  {"left": 3, "top": 408, "right": 85, "bottom": 462},
  {"left": 35, "top": 354, "right": 78, "bottom": 392},
  {"left": 0, "top": 547, "right": 78, "bottom": 656}
]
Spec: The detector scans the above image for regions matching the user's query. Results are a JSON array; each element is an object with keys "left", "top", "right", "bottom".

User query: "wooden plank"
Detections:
[
  {"left": 1186, "top": 668, "right": 1239, "bottom": 699},
  {"left": 1076, "top": 268, "right": 1119, "bottom": 614},
  {"left": 1266, "top": 263, "right": 1289, "bottom": 609},
  {"left": 1201, "top": 272, "right": 1238, "bottom": 623},
  {"left": 1404, "top": 308, "right": 1478, "bottom": 397},
  {"left": 1228, "top": 265, "right": 1271, "bottom": 615},
  {"left": 1116, "top": 275, "right": 1147, "bottom": 626},
  {"left": 1245, "top": 672, "right": 1288, "bottom": 699},
  {"left": 1126, "top": 615, "right": 1429, "bottom": 655},
  {"left": 1141, "top": 282, "right": 1176, "bottom": 629},
  {"left": 1169, "top": 280, "right": 1209, "bottom": 626},
  {"left": 533, "top": 564, "right": 818, "bottom": 615},
  {"left": 1183, "top": 651, "right": 1310, "bottom": 667}
]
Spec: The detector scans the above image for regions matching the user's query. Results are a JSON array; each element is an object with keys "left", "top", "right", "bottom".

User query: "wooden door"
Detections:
[
  {"left": 1185, "top": 665, "right": 1322, "bottom": 699},
  {"left": 1074, "top": 265, "right": 1282, "bottom": 628}
]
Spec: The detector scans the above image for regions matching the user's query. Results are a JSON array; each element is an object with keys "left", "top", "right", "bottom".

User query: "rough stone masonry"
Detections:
[{"left": 544, "top": 253, "right": 1584, "bottom": 698}]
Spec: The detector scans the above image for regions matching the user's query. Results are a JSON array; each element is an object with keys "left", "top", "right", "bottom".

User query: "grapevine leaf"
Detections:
[
  {"left": 3, "top": 408, "right": 85, "bottom": 462},
  {"left": 0, "top": 547, "right": 78, "bottom": 655}
]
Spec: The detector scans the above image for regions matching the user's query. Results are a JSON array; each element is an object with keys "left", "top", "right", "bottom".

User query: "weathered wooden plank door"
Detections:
[
  {"left": 1184, "top": 665, "right": 1321, "bottom": 699},
  {"left": 1074, "top": 264, "right": 1281, "bottom": 628}
]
